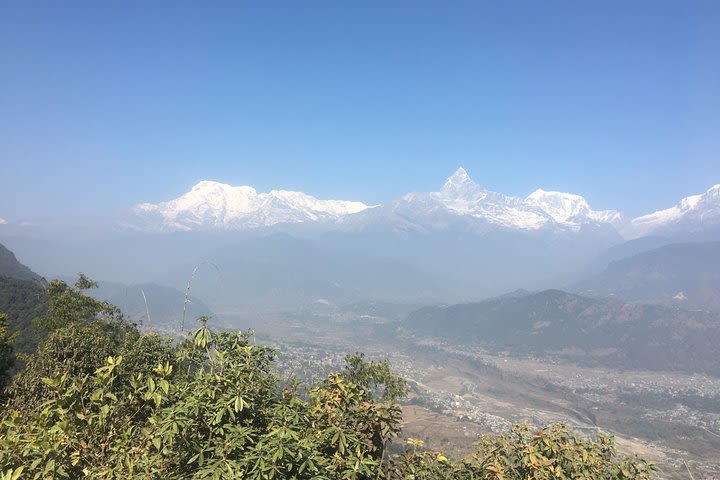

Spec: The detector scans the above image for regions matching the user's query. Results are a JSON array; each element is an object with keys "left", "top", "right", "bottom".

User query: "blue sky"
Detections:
[{"left": 1, "top": 1, "right": 719, "bottom": 219}]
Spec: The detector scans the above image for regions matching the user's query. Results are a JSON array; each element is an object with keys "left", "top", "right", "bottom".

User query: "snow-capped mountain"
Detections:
[
  {"left": 132, "top": 180, "right": 370, "bottom": 231},
  {"left": 525, "top": 189, "right": 621, "bottom": 226},
  {"left": 130, "top": 169, "right": 720, "bottom": 240},
  {"left": 130, "top": 169, "right": 621, "bottom": 235},
  {"left": 627, "top": 184, "right": 720, "bottom": 239},
  {"left": 382, "top": 168, "right": 620, "bottom": 233}
]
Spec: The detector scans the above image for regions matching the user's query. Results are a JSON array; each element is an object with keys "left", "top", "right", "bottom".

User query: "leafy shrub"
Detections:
[{"left": 0, "top": 313, "right": 16, "bottom": 394}]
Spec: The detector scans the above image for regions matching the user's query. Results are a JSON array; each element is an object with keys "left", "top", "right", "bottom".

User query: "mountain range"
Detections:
[{"left": 127, "top": 168, "right": 720, "bottom": 240}]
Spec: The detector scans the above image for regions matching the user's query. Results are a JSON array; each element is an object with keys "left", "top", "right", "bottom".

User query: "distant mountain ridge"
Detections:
[
  {"left": 402, "top": 289, "right": 720, "bottom": 374},
  {"left": 0, "top": 242, "right": 43, "bottom": 283},
  {"left": 575, "top": 241, "right": 720, "bottom": 312}
]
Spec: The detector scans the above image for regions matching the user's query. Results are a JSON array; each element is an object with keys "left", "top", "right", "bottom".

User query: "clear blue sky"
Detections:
[{"left": 1, "top": 1, "right": 719, "bottom": 219}]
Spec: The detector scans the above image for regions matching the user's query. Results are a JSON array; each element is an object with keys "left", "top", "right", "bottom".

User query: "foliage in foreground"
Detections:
[{"left": 0, "top": 277, "right": 657, "bottom": 479}]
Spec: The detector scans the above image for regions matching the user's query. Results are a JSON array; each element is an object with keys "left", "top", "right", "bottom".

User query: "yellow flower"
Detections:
[
  {"left": 436, "top": 453, "right": 448, "bottom": 463},
  {"left": 406, "top": 437, "right": 425, "bottom": 448}
]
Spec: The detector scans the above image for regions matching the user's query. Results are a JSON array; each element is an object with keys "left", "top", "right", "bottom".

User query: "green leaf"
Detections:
[{"left": 11, "top": 467, "right": 24, "bottom": 480}]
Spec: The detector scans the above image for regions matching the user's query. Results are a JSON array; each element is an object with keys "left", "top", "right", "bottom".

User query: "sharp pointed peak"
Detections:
[
  {"left": 443, "top": 167, "right": 476, "bottom": 188},
  {"left": 449, "top": 166, "right": 470, "bottom": 181}
]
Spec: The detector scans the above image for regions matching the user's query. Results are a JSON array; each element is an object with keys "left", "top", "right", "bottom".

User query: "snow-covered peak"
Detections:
[
  {"left": 394, "top": 168, "right": 620, "bottom": 232},
  {"left": 190, "top": 180, "right": 256, "bottom": 195},
  {"left": 439, "top": 167, "right": 486, "bottom": 201},
  {"left": 526, "top": 189, "right": 621, "bottom": 225},
  {"left": 443, "top": 167, "right": 472, "bottom": 188},
  {"left": 527, "top": 188, "right": 584, "bottom": 203},
  {"left": 133, "top": 181, "right": 369, "bottom": 232},
  {"left": 628, "top": 183, "right": 720, "bottom": 238}
]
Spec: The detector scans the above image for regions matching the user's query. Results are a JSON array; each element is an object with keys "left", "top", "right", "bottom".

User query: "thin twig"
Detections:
[
  {"left": 140, "top": 288, "right": 150, "bottom": 328},
  {"left": 181, "top": 261, "right": 221, "bottom": 333},
  {"left": 181, "top": 265, "right": 200, "bottom": 333}
]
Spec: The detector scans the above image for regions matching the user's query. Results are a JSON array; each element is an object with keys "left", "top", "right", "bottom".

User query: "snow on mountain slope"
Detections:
[
  {"left": 130, "top": 169, "right": 620, "bottom": 234},
  {"left": 390, "top": 168, "right": 619, "bottom": 232},
  {"left": 526, "top": 189, "right": 622, "bottom": 225},
  {"left": 628, "top": 184, "right": 720, "bottom": 238},
  {"left": 133, "top": 181, "right": 369, "bottom": 231}
]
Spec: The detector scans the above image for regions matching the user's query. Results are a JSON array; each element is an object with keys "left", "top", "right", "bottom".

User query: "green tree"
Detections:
[
  {"left": 0, "top": 313, "right": 16, "bottom": 395},
  {"left": 340, "top": 352, "right": 407, "bottom": 402},
  {"left": 4, "top": 273, "right": 151, "bottom": 403},
  {"left": 0, "top": 276, "right": 47, "bottom": 358},
  {"left": 39, "top": 275, "right": 121, "bottom": 332}
]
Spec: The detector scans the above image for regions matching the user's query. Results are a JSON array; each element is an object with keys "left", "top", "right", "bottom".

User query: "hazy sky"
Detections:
[{"left": 1, "top": 1, "right": 719, "bottom": 220}]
